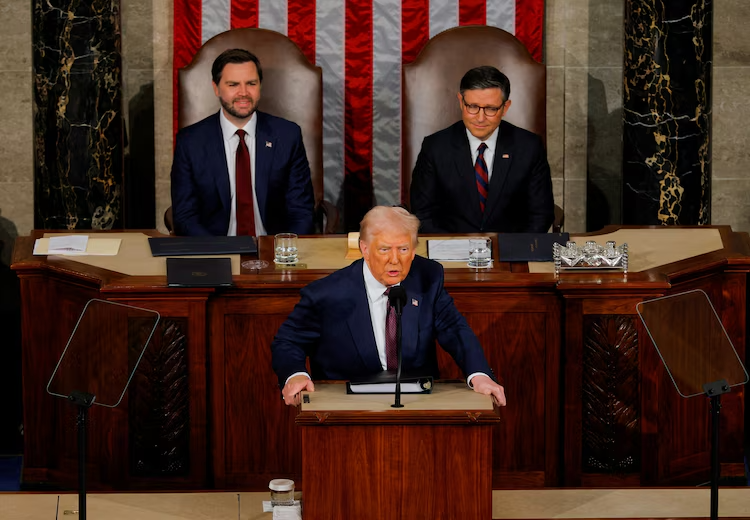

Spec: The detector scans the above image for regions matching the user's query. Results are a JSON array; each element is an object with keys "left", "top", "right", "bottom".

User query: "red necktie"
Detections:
[
  {"left": 235, "top": 129, "right": 256, "bottom": 236},
  {"left": 475, "top": 142, "right": 489, "bottom": 213},
  {"left": 384, "top": 287, "right": 397, "bottom": 371}
]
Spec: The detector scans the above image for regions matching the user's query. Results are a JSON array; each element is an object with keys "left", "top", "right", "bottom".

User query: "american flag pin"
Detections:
[
  {"left": 266, "top": 141, "right": 272, "bottom": 148},
  {"left": 502, "top": 153, "right": 510, "bottom": 159},
  {"left": 412, "top": 299, "right": 419, "bottom": 307}
]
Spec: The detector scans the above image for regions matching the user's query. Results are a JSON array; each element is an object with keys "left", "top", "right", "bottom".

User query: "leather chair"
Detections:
[
  {"left": 166, "top": 28, "right": 338, "bottom": 234},
  {"left": 402, "top": 26, "right": 563, "bottom": 232}
]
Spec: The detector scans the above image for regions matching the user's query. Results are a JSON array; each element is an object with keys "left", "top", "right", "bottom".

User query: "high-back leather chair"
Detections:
[
  {"left": 402, "top": 26, "right": 561, "bottom": 230},
  {"left": 168, "top": 28, "right": 337, "bottom": 233}
]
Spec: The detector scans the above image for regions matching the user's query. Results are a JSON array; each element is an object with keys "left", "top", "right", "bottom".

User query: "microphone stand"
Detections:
[
  {"left": 69, "top": 390, "right": 96, "bottom": 520},
  {"left": 392, "top": 301, "right": 404, "bottom": 409}
]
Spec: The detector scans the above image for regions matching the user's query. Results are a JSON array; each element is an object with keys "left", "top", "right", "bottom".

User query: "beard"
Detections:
[{"left": 220, "top": 96, "right": 256, "bottom": 120}]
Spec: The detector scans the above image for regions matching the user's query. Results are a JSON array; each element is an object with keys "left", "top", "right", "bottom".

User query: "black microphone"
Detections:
[
  {"left": 388, "top": 286, "right": 407, "bottom": 316},
  {"left": 388, "top": 286, "right": 407, "bottom": 408}
]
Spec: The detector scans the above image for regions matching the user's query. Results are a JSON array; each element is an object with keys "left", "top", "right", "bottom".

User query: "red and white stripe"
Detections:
[{"left": 174, "top": 0, "right": 544, "bottom": 223}]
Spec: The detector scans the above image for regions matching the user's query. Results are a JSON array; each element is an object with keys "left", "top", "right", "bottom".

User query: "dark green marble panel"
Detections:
[
  {"left": 622, "top": 0, "right": 712, "bottom": 225},
  {"left": 33, "top": 0, "right": 123, "bottom": 230}
]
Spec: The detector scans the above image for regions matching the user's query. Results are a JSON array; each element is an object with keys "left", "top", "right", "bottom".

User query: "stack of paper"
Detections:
[
  {"left": 426, "top": 239, "right": 472, "bottom": 261},
  {"left": 48, "top": 235, "right": 89, "bottom": 254},
  {"left": 33, "top": 235, "right": 122, "bottom": 256}
]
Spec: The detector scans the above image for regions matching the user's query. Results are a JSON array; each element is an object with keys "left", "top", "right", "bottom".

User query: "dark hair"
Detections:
[
  {"left": 211, "top": 49, "right": 263, "bottom": 84},
  {"left": 459, "top": 66, "right": 510, "bottom": 102}
]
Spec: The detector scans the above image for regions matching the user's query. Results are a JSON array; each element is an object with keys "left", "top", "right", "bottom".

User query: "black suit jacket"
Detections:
[
  {"left": 270, "top": 256, "right": 494, "bottom": 387},
  {"left": 410, "top": 120, "right": 554, "bottom": 233},
  {"left": 170, "top": 111, "right": 315, "bottom": 236}
]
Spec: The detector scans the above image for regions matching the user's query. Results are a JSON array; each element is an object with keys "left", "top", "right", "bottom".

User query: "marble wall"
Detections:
[
  {"left": 713, "top": 0, "right": 750, "bottom": 233},
  {"left": 0, "top": 0, "right": 33, "bottom": 265},
  {"left": 1, "top": 0, "right": 748, "bottom": 260},
  {"left": 121, "top": 0, "right": 173, "bottom": 230},
  {"left": 33, "top": 0, "right": 125, "bottom": 231}
]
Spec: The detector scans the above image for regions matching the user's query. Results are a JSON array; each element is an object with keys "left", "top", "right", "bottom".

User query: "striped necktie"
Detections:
[{"left": 475, "top": 142, "right": 489, "bottom": 213}]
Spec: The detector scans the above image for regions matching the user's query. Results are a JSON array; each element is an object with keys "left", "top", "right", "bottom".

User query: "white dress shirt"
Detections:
[
  {"left": 218, "top": 110, "right": 267, "bottom": 237},
  {"left": 466, "top": 126, "right": 500, "bottom": 182},
  {"left": 362, "top": 261, "right": 396, "bottom": 370}
]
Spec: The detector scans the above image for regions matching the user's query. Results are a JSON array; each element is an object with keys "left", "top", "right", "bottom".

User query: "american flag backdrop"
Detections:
[{"left": 173, "top": 0, "right": 544, "bottom": 225}]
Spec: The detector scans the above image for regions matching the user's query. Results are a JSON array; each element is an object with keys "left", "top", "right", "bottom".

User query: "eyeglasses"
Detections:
[{"left": 462, "top": 96, "right": 505, "bottom": 117}]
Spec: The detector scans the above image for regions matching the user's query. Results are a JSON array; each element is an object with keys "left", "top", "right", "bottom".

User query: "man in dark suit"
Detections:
[
  {"left": 410, "top": 66, "right": 554, "bottom": 234},
  {"left": 171, "top": 49, "right": 314, "bottom": 236},
  {"left": 272, "top": 206, "right": 506, "bottom": 406}
]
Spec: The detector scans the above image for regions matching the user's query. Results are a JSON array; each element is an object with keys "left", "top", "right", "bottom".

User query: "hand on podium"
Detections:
[
  {"left": 282, "top": 375, "right": 315, "bottom": 406},
  {"left": 471, "top": 375, "right": 507, "bottom": 407}
]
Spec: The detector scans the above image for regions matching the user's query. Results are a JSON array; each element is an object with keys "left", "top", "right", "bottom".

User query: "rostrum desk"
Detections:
[
  {"left": 297, "top": 383, "right": 500, "bottom": 519},
  {"left": 11, "top": 226, "right": 750, "bottom": 491}
]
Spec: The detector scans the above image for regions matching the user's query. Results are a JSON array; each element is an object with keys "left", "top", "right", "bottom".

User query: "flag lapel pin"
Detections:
[
  {"left": 266, "top": 141, "right": 273, "bottom": 148},
  {"left": 412, "top": 299, "right": 419, "bottom": 307},
  {"left": 502, "top": 153, "right": 510, "bottom": 159}
]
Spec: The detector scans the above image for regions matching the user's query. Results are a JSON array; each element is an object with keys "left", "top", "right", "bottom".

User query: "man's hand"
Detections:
[
  {"left": 470, "top": 374, "right": 507, "bottom": 407},
  {"left": 282, "top": 375, "right": 315, "bottom": 406}
]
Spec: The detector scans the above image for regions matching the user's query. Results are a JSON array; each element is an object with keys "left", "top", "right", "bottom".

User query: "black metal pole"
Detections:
[
  {"left": 710, "top": 395, "right": 721, "bottom": 520},
  {"left": 77, "top": 405, "right": 87, "bottom": 520},
  {"left": 392, "top": 315, "right": 403, "bottom": 408}
]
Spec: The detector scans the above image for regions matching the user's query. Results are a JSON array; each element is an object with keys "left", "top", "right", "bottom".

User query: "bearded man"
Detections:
[{"left": 170, "top": 48, "right": 314, "bottom": 237}]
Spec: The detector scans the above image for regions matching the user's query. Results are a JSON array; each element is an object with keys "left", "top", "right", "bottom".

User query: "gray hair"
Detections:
[{"left": 359, "top": 206, "right": 420, "bottom": 246}]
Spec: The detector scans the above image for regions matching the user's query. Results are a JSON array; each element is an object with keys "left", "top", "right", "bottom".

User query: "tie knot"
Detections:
[
  {"left": 384, "top": 287, "right": 391, "bottom": 297},
  {"left": 478, "top": 142, "right": 487, "bottom": 155},
  {"left": 236, "top": 129, "right": 246, "bottom": 139}
]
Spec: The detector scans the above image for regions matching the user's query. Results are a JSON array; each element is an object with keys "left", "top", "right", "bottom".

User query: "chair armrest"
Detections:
[
  {"left": 316, "top": 200, "right": 340, "bottom": 234},
  {"left": 164, "top": 206, "right": 175, "bottom": 235},
  {"left": 553, "top": 204, "right": 564, "bottom": 233}
]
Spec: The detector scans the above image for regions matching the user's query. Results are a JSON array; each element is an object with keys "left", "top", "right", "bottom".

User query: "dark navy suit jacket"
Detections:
[
  {"left": 410, "top": 120, "right": 554, "bottom": 233},
  {"left": 271, "top": 256, "right": 494, "bottom": 386},
  {"left": 170, "top": 111, "right": 315, "bottom": 236}
]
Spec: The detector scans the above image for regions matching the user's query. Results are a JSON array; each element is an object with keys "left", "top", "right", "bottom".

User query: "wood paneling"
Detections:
[
  {"left": 301, "top": 424, "right": 495, "bottom": 520},
  {"left": 11, "top": 227, "right": 750, "bottom": 491}
]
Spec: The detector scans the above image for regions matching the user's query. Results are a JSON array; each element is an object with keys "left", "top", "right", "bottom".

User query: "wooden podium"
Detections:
[{"left": 296, "top": 383, "right": 501, "bottom": 519}]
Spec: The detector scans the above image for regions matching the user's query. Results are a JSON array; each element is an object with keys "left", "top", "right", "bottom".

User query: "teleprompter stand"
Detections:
[
  {"left": 46, "top": 299, "right": 160, "bottom": 520},
  {"left": 637, "top": 290, "right": 748, "bottom": 520}
]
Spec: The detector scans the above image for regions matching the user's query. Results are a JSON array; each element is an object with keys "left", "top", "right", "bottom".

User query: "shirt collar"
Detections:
[
  {"left": 219, "top": 109, "right": 257, "bottom": 143},
  {"left": 363, "top": 260, "right": 399, "bottom": 303},
  {"left": 465, "top": 125, "right": 500, "bottom": 155}
]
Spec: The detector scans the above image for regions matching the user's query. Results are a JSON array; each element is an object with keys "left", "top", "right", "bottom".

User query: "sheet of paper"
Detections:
[
  {"left": 426, "top": 239, "right": 472, "bottom": 261},
  {"left": 33, "top": 237, "right": 122, "bottom": 256},
  {"left": 48, "top": 235, "right": 89, "bottom": 254}
]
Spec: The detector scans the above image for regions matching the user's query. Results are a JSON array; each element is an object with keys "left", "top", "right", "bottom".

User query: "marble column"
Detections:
[
  {"left": 33, "top": 1, "right": 123, "bottom": 230},
  {"left": 622, "top": 0, "right": 712, "bottom": 225}
]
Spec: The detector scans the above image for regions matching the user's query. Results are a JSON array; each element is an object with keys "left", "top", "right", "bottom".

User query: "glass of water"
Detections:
[
  {"left": 274, "top": 233, "right": 299, "bottom": 264},
  {"left": 468, "top": 237, "right": 492, "bottom": 268}
]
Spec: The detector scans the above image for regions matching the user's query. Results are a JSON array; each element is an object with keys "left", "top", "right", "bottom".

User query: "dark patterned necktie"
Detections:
[
  {"left": 384, "top": 287, "right": 397, "bottom": 370},
  {"left": 475, "top": 142, "right": 489, "bottom": 213},
  {"left": 235, "top": 129, "right": 256, "bottom": 236}
]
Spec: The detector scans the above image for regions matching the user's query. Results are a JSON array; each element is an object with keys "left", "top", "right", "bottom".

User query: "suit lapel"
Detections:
[
  {"left": 254, "top": 112, "right": 274, "bottom": 224},
  {"left": 450, "top": 123, "right": 484, "bottom": 226},
  {"left": 209, "top": 114, "right": 231, "bottom": 215},
  {"left": 346, "top": 261, "right": 384, "bottom": 373},
  {"left": 400, "top": 275, "right": 422, "bottom": 363},
  {"left": 485, "top": 121, "right": 513, "bottom": 223}
]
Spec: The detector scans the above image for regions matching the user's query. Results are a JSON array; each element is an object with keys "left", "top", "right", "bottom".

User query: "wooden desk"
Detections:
[{"left": 11, "top": 226, "right": 750, "bottom": 491}]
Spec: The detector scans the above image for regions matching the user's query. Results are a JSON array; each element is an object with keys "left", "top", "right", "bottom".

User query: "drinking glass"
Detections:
[
  {"left": 274, "top": 233, "right": 299, "bottom": 264},
  {"left": 468, "top": 237, "right": 491, "bottom": 268}
]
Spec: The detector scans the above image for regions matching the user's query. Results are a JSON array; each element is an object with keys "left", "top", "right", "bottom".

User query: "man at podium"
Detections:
[{"left": 271, "top": 206, "right": 506, "bottom": 406}]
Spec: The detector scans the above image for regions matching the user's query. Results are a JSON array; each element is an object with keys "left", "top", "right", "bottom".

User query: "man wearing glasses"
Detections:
[{"left": 410, "top": 66, "right": 554, "bottom": 234}]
